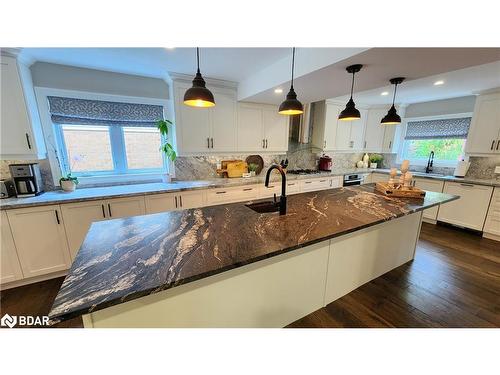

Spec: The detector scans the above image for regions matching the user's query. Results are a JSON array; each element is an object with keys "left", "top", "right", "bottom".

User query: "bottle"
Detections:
[{"left": 363, "top": 153, "right": 369, "bottom": 168}]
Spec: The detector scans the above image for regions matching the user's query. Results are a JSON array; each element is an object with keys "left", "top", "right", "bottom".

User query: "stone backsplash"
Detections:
[{"left": 0, "top": 159, "right": 56, "bottom": 191}]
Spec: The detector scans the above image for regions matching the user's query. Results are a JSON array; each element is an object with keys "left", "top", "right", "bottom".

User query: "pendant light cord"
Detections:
[
  {"left": 392, "top": 82, "right": 398, "bottom": 105},
  {"left": 196, "top": 47, "right": 200, "bottom": 73},
  {"left": 350, "top": 71, "right": 355, "bottom": 99},
  {"left": 290, "top": 47, "right": 295, "bottom": 89}
]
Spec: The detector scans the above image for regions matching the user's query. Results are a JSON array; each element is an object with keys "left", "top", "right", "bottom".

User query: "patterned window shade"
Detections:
[
  {"left": 405, "top": 117, "right": 471, "bottom": 140},
  {"left": 47, "top": 96, "right": 164, "bottom": 127}
]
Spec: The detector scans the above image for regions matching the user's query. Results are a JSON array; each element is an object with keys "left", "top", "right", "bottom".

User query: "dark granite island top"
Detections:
[{"left": 48, "top": 184, "right": 458, "bottom": 323}]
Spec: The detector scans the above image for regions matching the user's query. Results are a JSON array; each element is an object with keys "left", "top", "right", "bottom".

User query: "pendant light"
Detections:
[
  {"left": 338, "top": 64, "right": 363, "bottom": 121},
  {"left": 381, "top": 77, "right": 405, "bottom": 124},
  {"left": 183, "top": 47, "right": 215, "bottom": 108},
  {"left": 278, "top": 47, "right": 303, "bottom": 116}
]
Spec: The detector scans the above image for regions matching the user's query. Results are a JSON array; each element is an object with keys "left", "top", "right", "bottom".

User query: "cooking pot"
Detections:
[{"left": 319, "top": 154, "right": 332, "bottom": 172}]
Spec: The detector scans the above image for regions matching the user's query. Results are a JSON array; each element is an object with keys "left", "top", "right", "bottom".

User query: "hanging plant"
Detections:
[{"left": 156, "top": 119, "right": 177, "bottom": 162}]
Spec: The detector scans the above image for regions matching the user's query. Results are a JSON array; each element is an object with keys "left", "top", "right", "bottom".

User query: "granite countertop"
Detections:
[
  {"left": 372, "top": 169, "right": 500, "bottom": 187},
  {"left": 48, "top": 184, "right": 457, "bottom": 323},
  {"left": 0, "top": 168, "right": 373, "bottom": 210}
]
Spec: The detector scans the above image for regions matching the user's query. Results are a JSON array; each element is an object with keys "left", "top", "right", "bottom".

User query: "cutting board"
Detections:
[{"left": 217, "top": 160, "right": 248, "bottom": 178}]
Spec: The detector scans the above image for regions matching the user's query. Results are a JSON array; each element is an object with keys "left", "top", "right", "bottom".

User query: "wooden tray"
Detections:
[{"left": 375, "top": 182, "right": 426, "bottom": 198}]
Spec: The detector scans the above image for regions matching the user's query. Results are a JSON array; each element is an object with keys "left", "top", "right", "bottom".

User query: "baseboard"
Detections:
[
  {"left": 483, "top": 232, "right": 500, "bottom": 242},
  {"left": 422, "top": 217, "right": 437, "bottom": 225},
  {"left": 0, "top": 270, "right": 67, "bottom": 291}
]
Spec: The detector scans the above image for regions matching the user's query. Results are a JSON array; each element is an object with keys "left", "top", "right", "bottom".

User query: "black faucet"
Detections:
[
  {"left": 265, "top": 164, "right": 287, "bottom": 215},
  {"left": 426, "top": 151, "right": 435, "bottom": 173}
]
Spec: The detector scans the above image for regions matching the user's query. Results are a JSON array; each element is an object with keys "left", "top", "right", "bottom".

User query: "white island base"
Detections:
[{"left": 82, "top": 212, "right": 423, "bottom": 328}]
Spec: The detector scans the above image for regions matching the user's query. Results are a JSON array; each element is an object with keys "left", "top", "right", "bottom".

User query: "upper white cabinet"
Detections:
[
  {"left": 363, "top": 106, "right": 397, "bottom": 153},
  {"left": 465, "top": 92, "right": 500, "bottom": 155},
  {"left": 7, "top": 205, "right": 72, "bottom": 278},
  {"left": 0, "top": 54, "right": 46, "bottom": 159},
  {"left": 1, "top": 211, "right": 24, "bottom": 285},
  {"left": 237, "top": 102, "right": 288, "bottom": 152},
  {"left": 174, "top": 80, "right": 237, "bottom": 155}
]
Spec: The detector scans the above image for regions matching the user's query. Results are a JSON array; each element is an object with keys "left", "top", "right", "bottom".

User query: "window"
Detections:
[
  {"left": 48, "top": 96, "right": 167, "bottom": 177},
  {"left": 400, "top": 116, "right": 471, "bottom": 166}
]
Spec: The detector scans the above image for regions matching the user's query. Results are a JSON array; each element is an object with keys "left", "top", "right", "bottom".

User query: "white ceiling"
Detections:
[{"left": 20, "top": 47, "right": 291, "bottom": 82}]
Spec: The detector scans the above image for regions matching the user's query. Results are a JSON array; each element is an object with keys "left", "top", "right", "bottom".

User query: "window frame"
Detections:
[
  {"left": 396, "top": 112, "right": 473, "bottom": 168},
  {"left": 34, "top": 87, "right": 176, "bottom": 187}
]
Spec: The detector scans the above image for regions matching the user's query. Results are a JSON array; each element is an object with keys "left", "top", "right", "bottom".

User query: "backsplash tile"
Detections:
[{"left": 467, "top": 156, "right": 500, "bottom": 179}]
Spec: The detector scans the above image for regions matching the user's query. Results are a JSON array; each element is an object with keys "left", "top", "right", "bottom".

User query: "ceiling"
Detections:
[{"left": 20, "top": 47, "right": 500, "bottom": 106}]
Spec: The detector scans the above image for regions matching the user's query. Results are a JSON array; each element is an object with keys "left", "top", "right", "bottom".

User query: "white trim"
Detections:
[
  {"left": 396, "top": 112, "right": 474, "bottom": 167},
  {"left": 34, "top": 87, "right": 173, "bottom": 186}
]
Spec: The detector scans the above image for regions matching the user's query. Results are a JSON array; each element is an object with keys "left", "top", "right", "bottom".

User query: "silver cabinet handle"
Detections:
[
  {"left": 262, "top": 139, "right": 265, "bottom": 148},
  {"left": 25, "top": 133, "right": 32, "bottom": 149},
  {"left": 364, "top": 141, "right": 367, "bottom": 148},
  {"left": 243, "top": 188, "right": 253, "bottom": 191},
  {"left": 496, "top": 139, "right": 500, "bottom": 151},
  {"left": 108, "top": 203, "right": 112, "bottom": 217},
  {"left": 207, "top": 138, "right": 210, "bottom": 148},
  {"left": 460, "top": 183, "right": 474, "bottom": 187},
  {"left": 265, "top": 139, "right": 268, "bottom": 148},
  {"left": 305, "top": 181, "right": 312, "bottom": 184},
  {"left": 320, "top": 180, "right": 327, "bottom": 182},
  {"left": 216, "top": 191, "right": 226, "bottom": 194},
  {"left": 324, "top": 140, "right": 326, "bottom": 148},
  {"left": 179, "top": 195, "right": 183, "bottom": 207},
  {"left": 174, "top": 196, "right": 178, "bottom": 208},
  {"left": 101, "top": 204, "right": 106, "bottom": 218},
  {"left": 55, "top": 210, "right": 60, "bottom": 224},
  {"left": 491, "top": 140, "right": 496, "bottom": 150},
  {"left": 350, "top": 140, "right": 354, "bottom": 148},
  {"left": 388, "top": 141, "right": 392, "bottom": 149},
  {"left": 211, "top": 138, "right": 214, "bottom": 149}
]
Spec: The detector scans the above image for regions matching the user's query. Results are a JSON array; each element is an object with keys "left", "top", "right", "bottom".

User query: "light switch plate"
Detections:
[{"left": 495, "top": 166, "right": 500, "bottom": 174}]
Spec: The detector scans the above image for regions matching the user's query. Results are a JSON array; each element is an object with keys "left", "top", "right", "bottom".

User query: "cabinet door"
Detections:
[
  {"left": 301, "top": 178, "right": 331, "bottom": 192},
  {"left": 178, "top": 190, "right": 205, "bottom": 209},
  {"left": 237, "top": 104, "right": 264, "bottom": 151},
  {"left": 382, "top": 124, "right": 397, "bottom": 152},
  {"left": 437, "top": 182, "right": 493, "bottom": 230},
  {"left": 330, "top": 176, "right": 343, "bottom": 188},
  {"left": 263, "top": 108, "right": 288, "bottom": 152},
  {"left": 349, "top": 109, "right": 367, "bottom": 151},
  {"left": 324, "top": 103, "right": 340, "bottom": 150},
  {"left": 364, "top": 108, "right": 387, "bottom": 151},
  {"left": 413, "top": 178, "right": 444, "bottom": 221},
  {"left": 176, "top": 87, "right": 211, "bottom": 154},
  {"left": 145, "top": 193, "right": 177, "bottom": 214},
  {"left": 370, "top": 173, "right": 388, "bottom": 183},
  {"left": 0, "top": 56, "right": 34, "bottom": 156},
  {"left": 483, "top": 187, "right": 500, "bottom": 236},
  {"left": 61, "top": 200, "right": 107, "bottom": 260},
  {"left": 7, "top": 206, "right": 71, "bottom": 278},
  {"left": 210, "top": 91, "right": 237, "bottom": 152},
  {"left": 466, "top": 94, "right": 500, "bottom": 154},
  {"left": 106, "top": 196, "right": 146, "bottom": 219},
  {"left": 1, "top": 211, "right": 24, "bottom": 284}
]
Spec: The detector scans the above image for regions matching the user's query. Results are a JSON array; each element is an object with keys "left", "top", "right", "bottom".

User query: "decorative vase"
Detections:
[
  {"left": 161, "top": 173, "right": 172, "bottom": 183},
  {"left": 60, "top": 180, "right": 77, "bottom": 192},
  {"left": 370, "top": 162, "right": 378, "bottom": 169},
  {"left": 356, "top": 160, "right": 364, "bottom": 168},
  {"left": 250, "top": 171, "right": 256, "bottom": 177}
]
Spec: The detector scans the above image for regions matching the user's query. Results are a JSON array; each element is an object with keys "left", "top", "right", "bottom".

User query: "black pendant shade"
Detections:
[
  {"left": 339, "top": 64, "right": 362, "bottom": 121},
  {"left": 381, "top": 77, "right": 405, "bottom": 125},
  {"left": 279, "top": 47, "right": 304, "bottom": 116},
  {"left": 184, "top": 48, "right": 216, "bottom": 108}
]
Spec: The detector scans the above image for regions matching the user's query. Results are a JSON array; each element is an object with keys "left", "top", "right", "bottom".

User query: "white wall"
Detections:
[
  {"left": 404, "top": 96, "right": 476, "bottom": 118},
  {"left": 30, "top": 62, "right": 170, "bottom": 99}
]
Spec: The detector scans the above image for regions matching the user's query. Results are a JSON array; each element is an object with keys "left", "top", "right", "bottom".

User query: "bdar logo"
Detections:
[{"left": 1, "top": 313, "right": 17, "bottom": 328}]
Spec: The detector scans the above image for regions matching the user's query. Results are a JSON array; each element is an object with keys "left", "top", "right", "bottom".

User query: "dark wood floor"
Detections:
[{"left": 1, "top": 222, "right": 499, "bottom": 328}]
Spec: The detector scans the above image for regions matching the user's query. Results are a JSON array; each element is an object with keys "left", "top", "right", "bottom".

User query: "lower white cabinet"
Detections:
[
  {"left": 413, "top": 177, "right": 444, "bottom": 222},
  {"left": 286, "top": 181, "right": 301, "bottom": 194},
  {"left": 1, "top": 211, "right": 24, "bottom": 284},
  {"left": 6, "top": 205, "right": 72, "bottom": 278},
  {"left": 206, "top": 185, "right": 260, "bottom": 206},
  {"left": 369, "top": 173, "right": 388, "bottom": 183},
  {"left": 106, "top": 196, "right": 146, "bottom": 219},
  {"left": 483, "top": 187, "right": 500, "bottom": 237},
  {"left": 330, "top": 176, "right": 343, "bottom": 188},
  {"left": 437, "top": 182, "right": 493, "bottom": 230},
  {"left": 301, "top": 177, "right": 331, "bottom": 192},
  {"left": 145, "top": 191, "right": 206, "bottom": 214}
]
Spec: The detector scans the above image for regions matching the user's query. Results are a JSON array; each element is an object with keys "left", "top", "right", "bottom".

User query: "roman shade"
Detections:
[
  {"left": 405, "top": 117, "right": 471, "bottom": 140},
  {"left": 47, "top": 96, "right": 164, "bottom": 127}
]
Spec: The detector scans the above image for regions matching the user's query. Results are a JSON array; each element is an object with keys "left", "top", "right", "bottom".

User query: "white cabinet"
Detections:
[
  {"left": 301, "top": 177, "right": 331, "bottom": 192},
  {"left": 237, "top": 103, "right": 288, "bottom": 152},
  {"left": 206, "top": 185, "right": 260, "bottom": 206},
  {"left": 483, "top": 187, "right": 500, "bottom": 238},
  {"left": 6, "top": 205, "right": 71, "bottom": 278},
  {"left": 0, "top": 54, "right": 46, "bottom": 159},
  {"left": 465, "top": 93, "right": 500, "bottom": 155},
  {"left": 61, "top": 200, "right": 107, "bottom": 260},
  {"left": 145, "top": 191, "right": 206, "bottom": 214},
  {"left": 106, "top": 196, "right": 146, "bottom": 219},
  {"left": 413, "top": 177, "right": 444, "bottom": 222},
  {"left": 329, "top": 176, "right": 343, "bottom": 188},
  {"left": 286, "top": 181, "right": 301, "bottom": 194},
  {"left": 437, "top": 182, "right": 493, "bottom": 230},
  {"left": 1, "top": 211, "right": 24, "bottom": 284},
  {"left": 174, "top": 81, "right": 237, "bottom": 155},
  {"left": 363, "top": 108, "right": 387, "bottom": 151},
  {"left": 370, "top": 173, "right": 388, "bottom": 183}
]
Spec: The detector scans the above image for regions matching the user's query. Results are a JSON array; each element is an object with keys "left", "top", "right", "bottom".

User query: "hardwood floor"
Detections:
[{"left": 1, "top": 222, "right": 498, "bottom": 328}]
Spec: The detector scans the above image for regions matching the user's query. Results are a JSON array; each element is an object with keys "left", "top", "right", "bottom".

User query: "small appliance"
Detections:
[
  {"left": 9, "top": 163, "right": 44, "bottom": 197},
  {"left": 343, "top": 173, "right": 365, "bottom": 186},
  {"left": 319, "top": 154, "right": 332, "bottom": 172},
  {"left": 0, "top": 180, "right": 16, "bottom": 199},
  {"left": 454, "top": 160, "right": 471, "bottom": 177}
]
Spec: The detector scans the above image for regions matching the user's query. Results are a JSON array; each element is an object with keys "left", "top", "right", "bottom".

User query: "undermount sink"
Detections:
[{"left": 245, "top": 201, "right": 280, "bottom": 213}]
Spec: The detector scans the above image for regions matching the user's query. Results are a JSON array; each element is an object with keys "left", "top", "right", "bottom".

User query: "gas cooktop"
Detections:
[{"left": 287, "top": 169, "right": 322, "bottom": 175}]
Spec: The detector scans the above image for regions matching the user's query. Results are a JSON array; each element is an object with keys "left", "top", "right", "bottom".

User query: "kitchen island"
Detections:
[{"left": 48, "top": 184, "right": 457, "bottom": 327}]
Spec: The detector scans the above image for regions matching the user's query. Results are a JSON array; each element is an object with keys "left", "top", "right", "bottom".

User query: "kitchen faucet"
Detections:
[
  {"left": 426, "top": 151, "right": 435, "bottom": 173},
  {"left": 265, "top": 164, "right": 287, "bottom": 215}
]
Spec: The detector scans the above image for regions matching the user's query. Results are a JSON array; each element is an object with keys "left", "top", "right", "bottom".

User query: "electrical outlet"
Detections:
[{"left": 494, "top": 166, "right": 500, "bottom": 174}]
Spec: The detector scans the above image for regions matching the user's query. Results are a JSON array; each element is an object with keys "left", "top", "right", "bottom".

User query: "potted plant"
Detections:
[
  {"left": 60, "top": 173, "right": 79, "bottom": 192},
  {"left": 157, "top": 119, "right": 177, "bottom": 183},
  {"left": 369, "top": 154, "right": 383, "bottom": 169},
  {"left": 248, "top": 163, "right": 259, "bottom": 177}
]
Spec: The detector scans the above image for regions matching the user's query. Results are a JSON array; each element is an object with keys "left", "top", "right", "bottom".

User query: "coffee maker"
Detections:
[{"left": 9, "top": 163, "right": 44, "bottom": 197}]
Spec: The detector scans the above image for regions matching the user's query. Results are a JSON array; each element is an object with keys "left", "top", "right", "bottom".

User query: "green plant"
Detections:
[
  {"left": 369, "top": 154, "right": 383, "bottom": 164},
  {"left": 248, "top": 163, "right": 259, "bottom": 172},
  {"left": 59, "top": 173, "right": 79, "bottom": 185},
  {"left": 156, "top": 119, "right": 177, "bottom": 162}
]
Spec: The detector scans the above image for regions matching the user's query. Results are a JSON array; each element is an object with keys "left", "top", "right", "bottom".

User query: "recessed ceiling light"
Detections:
[
  {"left": 274, "top": 88, "right": 283, "bottom": 94},
  {"left": 434, "top": 80, "right": 444, "bottom": 86},
  {"left": 381, "top": 91, "right": 389, "bottom": 96},
  {"left": 164, "top": 47, "right": 176, "bottom": 50}
]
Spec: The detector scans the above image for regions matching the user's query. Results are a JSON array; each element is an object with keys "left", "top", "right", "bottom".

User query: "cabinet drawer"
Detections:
[
  {"left": 286, "top": 181, "right": 301, "bottom": 194},
  {"left": 260, "top": 183, "right": 282, "bottom": 198},
  {"left": 301, "top": 178, "right": 331, "bottom": 192},
  {"left": 413, "top": 177, "right": 444, "bottom": 221},
  {"left": 206, "top": 185, "right": 259, "bottom": 205}
]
